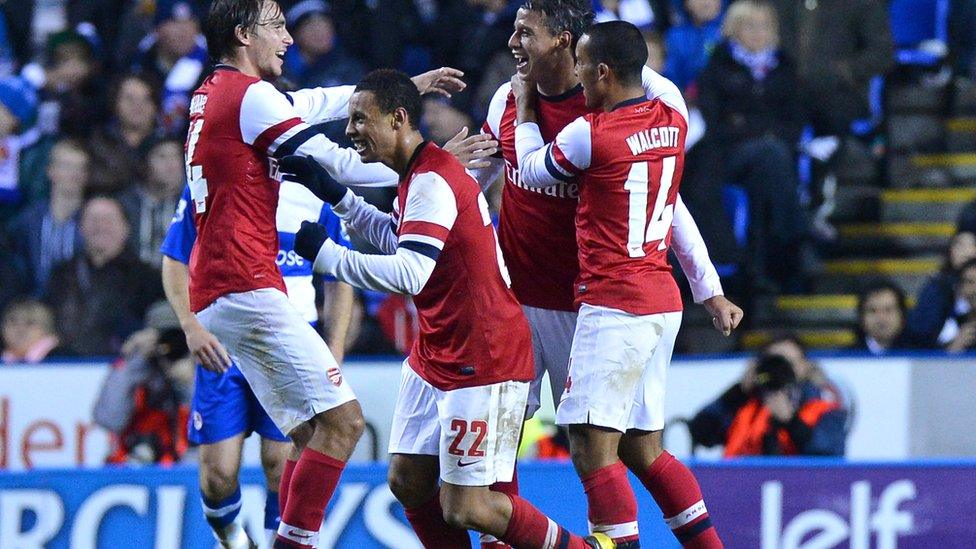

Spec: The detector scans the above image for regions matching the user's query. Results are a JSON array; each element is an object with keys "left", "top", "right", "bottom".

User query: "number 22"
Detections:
[
  {"left": 624, "top": 156, "right": 676, "bottom": 257},
  {"left": 447, "top": 419, "right": 488, "bottom": 457}
]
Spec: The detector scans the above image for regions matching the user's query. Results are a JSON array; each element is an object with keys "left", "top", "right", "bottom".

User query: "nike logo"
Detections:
[
  {"left": 457, "top": 459, "right": 482, "bottom": 468},
  {"left": 288, "top": 529, "right": 313, "bottom": 539}
]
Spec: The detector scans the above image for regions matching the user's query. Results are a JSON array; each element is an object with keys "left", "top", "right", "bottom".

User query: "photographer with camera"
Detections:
[{"left": 688, "top": 351, "right": 848, "bottom": 456}]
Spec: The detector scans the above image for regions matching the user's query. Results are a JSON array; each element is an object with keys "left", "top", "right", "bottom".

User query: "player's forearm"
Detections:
[
  {"left": 313, "top": 240, "right": 435, "bottom": 295},
  {"left": 326, "top": 282, "right": 354, "bottom": 364},
  {"left": 331, "top": 190, "right": 399, "bottom": 254},
  {"left": 161, "top": 256, "right": 198, "bottom": 328},
  {"left": 513, "top": 123, "right": 561, "bottom": 188},
  {"left": 286, "top": 85, "right": 356, "bottom": 124},
  {"left": 670, "top": 195, "right": 723, "bottom": 303},
  {"left": 296, "top": 133, "right": 399, "bottom": 187}
]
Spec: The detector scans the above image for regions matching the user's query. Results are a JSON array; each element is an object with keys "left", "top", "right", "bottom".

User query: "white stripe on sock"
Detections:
[
  {"left": 202, "top": 498, "right": 243, "bottom": 517},
  {"left": 665, "top": 500, "right": 707, "bottom": 530},
  {"left": 543, "top": 517, "right": 559, "bottom": 549},
  {"left": 277, "top": 521, "right": 319, "bottom": 546},
  {"left": 590, "top": 520, "right": 640, "bottom": 539}
]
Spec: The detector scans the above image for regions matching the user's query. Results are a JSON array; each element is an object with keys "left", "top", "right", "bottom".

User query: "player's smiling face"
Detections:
[
  {"left": 247, "top": 1, "right": 292, "bottom": 79},
  {"left": 346, "top": 91, "right": 395, "bottom": 165},
  {"left": 574, "top": 35, "right": 603, "bottom": 109},
  {"left": 508, "top": 8, "right": 562, "bottom": 80}
]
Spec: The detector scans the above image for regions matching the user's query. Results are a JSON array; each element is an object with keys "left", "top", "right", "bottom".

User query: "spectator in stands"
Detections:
[
  {"left": 283, "top": 1, "right": 365, "bottom": 90},
  {"left": 594, "top": 0, "right": 658, "bottom": 29},
  {"left": 6, "top": 138, "right": 89, "bottom": 297},
  {"left": 131, "top": 0, "right": 207, "bottom": 135},
  {"left": 93, "top": 301, "right": 193, "bottom": 465},
  {"left": 771, "top": 0, "right": 892, "bottom": 137},
  {"left": 0, "top": 76, "right": 40, "bottom": 222},
  {"left": 664, "top": 0, "right": 724, "bottom": 92},
  {"left": 685, "top": 0, "right": 807, "bottom": 293},
  {"left": 938, "top": 258, "right": 976, "bottom": 353},
  {"left": 421, "top": 97, "right": 474, "bottom": 145},
  {"left": 755, "top": 333, "right": 846, "bottom": 406},
  {"left": 87, "top": 72, "right": 161, "bottom": 196},
  {"left": 907, "top": 230, "right": 976, "bottom": 347},
  {"left": 46, "top": 196, "right": 163, "bottom": 356},
  {"left": 0, "top": 238, "right": 25, "bottom": 314},
  {"left": 643, "top": 29, "right": 667, "bottom": 73},
  {"left": 1, "top": 298, "right": 64, "bottom": 363},
  {"left": 19, "top": 30, "right": 105, "bottom": 138},
  {"left": 689, "top": 352, "right": 848, "bottom": 456},
  {"left": 851, "top": 279, "right": 914, "bottom": 355},
  {"left": 119, "top": 137, "right": 185, "bottom": 267}
]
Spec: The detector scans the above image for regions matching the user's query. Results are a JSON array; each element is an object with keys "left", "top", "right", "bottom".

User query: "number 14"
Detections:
[{"left": 624, "top": 156, "right": 676, "bottom": 257}]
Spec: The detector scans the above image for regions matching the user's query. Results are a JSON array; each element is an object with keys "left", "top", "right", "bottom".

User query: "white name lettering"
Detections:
[{"left": 626, "top": 127, "right": 680, "bottom": 156}]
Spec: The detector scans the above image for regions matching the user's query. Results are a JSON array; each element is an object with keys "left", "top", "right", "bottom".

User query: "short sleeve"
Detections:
[{"left": 398, "top": 172, "right": 458, "bottom": 257}]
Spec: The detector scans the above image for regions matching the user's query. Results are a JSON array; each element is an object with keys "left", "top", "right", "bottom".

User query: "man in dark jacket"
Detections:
[{"left": 772, "top": 0, "right": 893, "bottom": 136}]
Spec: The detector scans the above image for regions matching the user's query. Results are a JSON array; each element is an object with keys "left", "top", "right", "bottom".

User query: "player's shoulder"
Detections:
[{"left": 484, "top": 81, "right": 514, "bottom": 138}]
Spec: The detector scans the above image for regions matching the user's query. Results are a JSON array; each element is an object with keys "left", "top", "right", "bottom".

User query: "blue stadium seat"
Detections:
[
  {"left": 721, "top": 184, "right": 749, "bottom": 249},
  {"left": 890, "top": 0, "right": 950, "bottom": 67}
]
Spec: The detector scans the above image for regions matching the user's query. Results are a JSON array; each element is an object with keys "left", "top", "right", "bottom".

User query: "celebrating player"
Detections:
[
  {"left": 188, "top": 2, "right": 465, "bottom": 548},
  {"left": 285, "top": 69, "right": 613, "bottom": 549},
  {"left": 512, "top": 21, "right": 726, "bottom": 549},
  {"left": 160, "top": 180, "right": 353, "bottom": 548}
]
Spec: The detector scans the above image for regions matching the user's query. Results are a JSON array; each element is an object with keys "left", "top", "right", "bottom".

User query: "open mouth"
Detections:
[
  {"left": 275, "top": 50, "right": 286, "bottom": 60},
  {"left": 351, "top": 139, "right": 368, "bottom": 154},
  {"left": 512, "top": 51, "right": 529, "bottom": 72}
]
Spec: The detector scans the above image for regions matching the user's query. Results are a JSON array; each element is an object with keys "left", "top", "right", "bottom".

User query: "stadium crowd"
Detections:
[{"left": 0, "top": 0, "right": 975, "bottom": 362}]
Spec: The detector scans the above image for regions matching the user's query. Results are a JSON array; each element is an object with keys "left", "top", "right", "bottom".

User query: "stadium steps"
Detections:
[
  {"left": 770, "top": 294, "right": 858, "bottom": 326},
  {"left": 881, "top": 188, "right": 976, "bottom": 223},
  {"left": 811, "top": 256, "right": 940, "bottom": 295},
  {"left": 830, "top": 222, "right": 954, "bottom": 255},
  {"left": 741, "top": 328, "right": 857, "bottom": 351},
  {"left": 948, "top": 117, "right": 976, "bottom": 152}
]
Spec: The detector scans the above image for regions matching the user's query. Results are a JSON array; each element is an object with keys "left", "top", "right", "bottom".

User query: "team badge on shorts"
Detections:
[
  {"left": 327, "top": 367, "right": 343, "bottom": 386},
  {"left": 192, "top": 411, "right": 203, "bottom": 431}
]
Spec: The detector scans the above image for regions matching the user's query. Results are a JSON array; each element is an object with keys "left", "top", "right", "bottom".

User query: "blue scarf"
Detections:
[{"left": 730, "top": 41, "right": 779, "bottom": 81}]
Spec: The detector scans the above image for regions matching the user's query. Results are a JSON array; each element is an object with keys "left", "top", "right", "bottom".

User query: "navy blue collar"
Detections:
[
  {"left": 610, "top": 96, "right": 650, "bottom": 112},
  {"left": 539, "top": 83, "right": 583, "bottom": 103}
]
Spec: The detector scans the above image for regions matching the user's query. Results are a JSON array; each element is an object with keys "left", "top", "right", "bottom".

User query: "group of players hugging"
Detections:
[{"left": 165, "top": 0, "right": 744, "bottom": 547}]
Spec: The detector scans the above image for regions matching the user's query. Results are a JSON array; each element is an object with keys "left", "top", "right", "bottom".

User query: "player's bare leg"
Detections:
[
  {"left": 260, "top": 438, "right": 291, "bottom": 546},
  {"left": 438, "top": 483, "right": 614, "bottom": 549},
  {"left": 567, "top": 425, "right": 641, "bottom": 548},
  {"left": 618, "top": 430, "right": 722, "bottom": 548},
  {"left": 388, "top": 454, "right": 471, "bottom": 548},
  {"left": 199, "top": 434, "right": 255, "bottom": 548},
  {"left": 274, "top": 401, "right": 365, "bottom": 549}
]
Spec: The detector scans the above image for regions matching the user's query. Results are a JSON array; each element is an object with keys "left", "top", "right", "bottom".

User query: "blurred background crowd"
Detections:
[{"left": 1, "top": 0, "right": 976, "bottom": 462}]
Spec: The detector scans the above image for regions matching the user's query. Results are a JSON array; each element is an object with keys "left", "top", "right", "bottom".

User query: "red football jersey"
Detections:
[
  {"left": 396, "top": 143, "right": 534, "bottom": 390},
  {"left": 482, "top": 83, "right": 588, "bottom": 312},
  {"left": 543, "top": 97, "right": 687, "bottom": 315}
]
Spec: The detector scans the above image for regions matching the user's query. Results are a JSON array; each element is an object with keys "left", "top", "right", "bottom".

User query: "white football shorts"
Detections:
[
  {"left": 556, "top": 304, "right": 682, "bottom": 432},
  {"left": 388, "top": 361, "right": 528, "bottom": 486},
  {"left": 196, "top": 288, "right": 356, "bottom": 435},
  {"left": 522, "top": 305, "right": 577, "bottom": 419}
]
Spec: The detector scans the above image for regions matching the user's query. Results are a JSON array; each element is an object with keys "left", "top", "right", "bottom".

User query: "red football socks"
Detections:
[
  {"left": 403, "top": 489, "right": 471, "bottom": 548},
  {"left": 274, "top": 448, "right": 345, "bottom": 549},
  {"left": 582, "top": 461, "right": 640, "bottom": 545},
  {"left": 278, "top": 458, "right": 298, "bottom": 514},
  {"left": 637, "top": 452, "right": 722, "bottom": 548},
  {"left": 501, "top": 494, "right": 591, "bottom": 549},
  {"left": 482, "top": 469, "right": 520, "bottom": 548}
]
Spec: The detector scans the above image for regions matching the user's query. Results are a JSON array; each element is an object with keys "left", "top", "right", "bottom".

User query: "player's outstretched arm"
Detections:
[
  {"left": 294, "top": 221, "right": 437, "bottom": 295},
  {"left": 411, "top": 67, "right": 466, "bottom": 98},
  {"left": 161, "top": 256, "right": 232, "bottom": 372},
  {"left": 280, "top": 155, "right": 398, "bottom": 254}
]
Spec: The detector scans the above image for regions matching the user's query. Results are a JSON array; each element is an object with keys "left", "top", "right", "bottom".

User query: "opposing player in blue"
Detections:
[{"left": 160, "top": 180, "right": 353, "bottom": 548}]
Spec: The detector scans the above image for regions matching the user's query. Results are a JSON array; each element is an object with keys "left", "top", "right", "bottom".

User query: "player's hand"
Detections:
[
  {"left": 412, "top": 67, "right": 466, "bottom": 98},
  {"left": 279, "top": 155, "right": 347, "bottom": 205},
  {"left": 183, "top": 318, "right": 231, "bottom": 373},
  {"left": 443, "top": 127, "right": 499, "bottom": 169},
  {"left": 295, "top": 221, "right": 331, "bottom": 262},
  {"left": 510, "top": 73, "right": 538, "bottom": 123},
  {"left": 703, "top": 295, "right": 744, "bottom": 336},
  {"left": 121, "top": 327, "right": 159, "bottom": 359},
  {"left": 764, "top": 389, "right": 795, "bottom": 423}
]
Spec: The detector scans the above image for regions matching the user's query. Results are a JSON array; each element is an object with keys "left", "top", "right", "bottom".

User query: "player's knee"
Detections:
[
  {"left": 387, "top": 469, "right": 431, "bottom": 508},
  {"left": 440, "top": 500, "right": 482, "bottom": 531},
  {"left": 199, "top": 465, "right": 238, "bottom": 500}
]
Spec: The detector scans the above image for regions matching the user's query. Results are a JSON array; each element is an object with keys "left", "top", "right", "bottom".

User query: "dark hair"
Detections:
[
  {"left": 754, "top": 353, "right": 797, "bottom": 394},
  {"left": 582, "top": 21, "right": 648, "bottom": 84},
  {"left": 761, "top": 332, "right": 807, "bottom": 359},
  {"left": 205, "top": 0, "right": 276, "bottom": 63},
  {"left": 109, "top": 72, "right": 162, "bottom": 113},
  {"left": 354, "top": 69, "right": 422, "bottom": 130},
  {"left": 856, "top": 279, "right": 907, "bottom": 319},
  {"left": 522, "top": 0, "right": 595, "bottom": 46}
]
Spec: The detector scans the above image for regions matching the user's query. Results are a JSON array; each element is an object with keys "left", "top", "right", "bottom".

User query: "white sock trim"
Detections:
[
  {"left": 589, "top": 520, "right": 640, "bottom": 538},
  {"left": 665, "top": 500, "right": 707, "bottom": 530},
  {"left": 277, "top": 521, "right": 319, "bottom": 546},
  {"left": 202, "top": 498, "right": 243, "bottom": 518}
]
